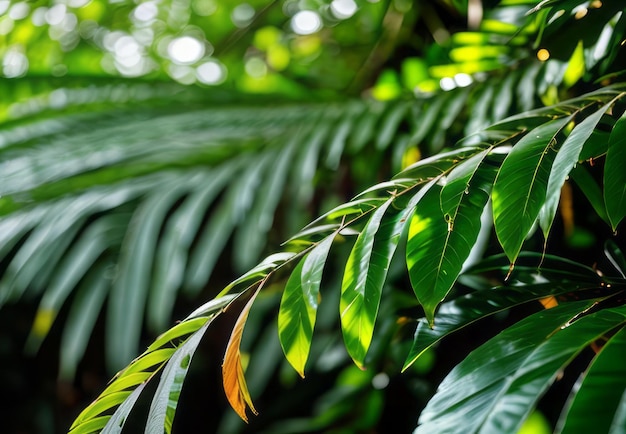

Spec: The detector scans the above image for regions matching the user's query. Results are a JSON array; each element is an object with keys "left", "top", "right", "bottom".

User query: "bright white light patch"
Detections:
[
  {"left": 3, "top": 49, "right": 28, "bottom": 78},
  {"left": 291, "top": 10, "right": 322, "bottom": 35},
  {"left": 232, "top": 3, "right": 255, "bottom": 27},
  {"left": 114, "top": 36, "right": 141, "bottom": 67},
  {"left": 454, "top": 73, "right": 473, "bottom": 87},
  {"left": 330, "top": 0, "right": 357, "bottom": 19},
  {"left": 196, "top": 60, "right": 226, "bottom": 84},
  {"left": 134, "top": 2, "right": 158, "bottom": 22},
  {"left": 168, "top": 36, "right": 205, "bottom": 64},
  {"left": 9, "top": 2, "right": 29, "bottom": 20},
  {"left": 439, "top": 76, "right": 456, "bottom": 91},
  {"left": 45, "top": 4, "right": 66, "bottom": 26}
]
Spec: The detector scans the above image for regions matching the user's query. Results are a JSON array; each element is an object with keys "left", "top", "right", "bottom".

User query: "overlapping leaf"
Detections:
[
  {"left": 540, "top": 100, "right": 616, "bottom": 236},
  {"left": 416, "top": 301, "right": 626, "bottom": 434},
  {"left": 278, "top": 230, "right": 337, "bottom": 377},
  {"left": 68, "top": 315, "right": 217, "bottom": 434},
  {"left": 492, "top": 115, "right": 573, "bottom": 263},
  {"left": 604, "top": 110, "right": 626, "bottom": 231},
  {"left": 406, "top": 150, "right": 496, "bottom": 324},
  {"left": 556, "top": 326, "right": 626, "bottom": 434}
]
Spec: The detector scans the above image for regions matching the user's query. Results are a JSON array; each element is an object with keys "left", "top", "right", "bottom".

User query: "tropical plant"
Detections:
[{"left": 2, "top": 0, "right": 626, "bottom": 433}]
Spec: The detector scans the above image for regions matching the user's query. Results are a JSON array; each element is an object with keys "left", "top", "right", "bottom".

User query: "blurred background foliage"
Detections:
[{"left": 1, "top": 0, "right": 624, "bottom": 432}]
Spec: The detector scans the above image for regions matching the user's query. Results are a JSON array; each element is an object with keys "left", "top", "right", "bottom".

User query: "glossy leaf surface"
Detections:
[
  {"left": 278, "top": 231, "right": 336, "bottom": 377},
  {"left": 407, "top": 155, "right": 495, "bottom": 324},
  {"left": 416, "top": 302, "right": 626, "bottom": 434},
  {"left": 540, "top": 101, "right": 613, "bottom": 236},
  {"left": 493, "top": 116, "right": 573, "bottom": 262},
  {"left": 604, "top": 110, "right": 626, "bottom": 231},
  {"left": 557, "top": 326, "right": 626, "bottom": 434}
]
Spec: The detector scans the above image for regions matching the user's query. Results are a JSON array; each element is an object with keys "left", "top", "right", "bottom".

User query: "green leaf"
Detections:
[
  {"left": 217, "top": 253, "right": 296, "bottom": 298},
  {"left": 416, "top": 302, "right": 626, "bottom": 434},
  {"left": 107, "top": 181, "right": 189, "bottom": 371},
  {"left": 102, "top": 383, "right": 148, "bottom": 434},
  {"left": 186, "top": 154, "right": 268, "bottom": 293},
  {"left": 407, "top": 154, "right": 495, "bottom": 324},
  {"left": 604, "top": 110, "right": 626, "bottom": 231},
  {"left": 605, "top": 239, "right": 626, "bottom": 278},
  {"left": 540, "top": 102, "right": 613, "bottom": 236},
  {"left": 492, "top": 116, "right": 573, "bottom": 262},
  {"left": 147, "top": 317, "right": 210, "bottom": 352},
  {"left": 340, "top": 192, "right": 415, "bottom": 368},
  {"left": 403, "top": 279, "right": 603, "bottom": 372},
  {"left": 71, "top": 391, "right": 132, "bottom": 430},
  {"left": 145, "top": 319, "right": 212, "bottom": 434},
  {"left": 557, "top": 326, "right": 626, "bottom": 434},
  {"left": 278, "top": 230, "right": 337, "bottom": 377},
  {"left": 396, "top": 147, "right": 480, "bottom": 181},
  {"left": 300, "top": 198, "right": 386, "bottom": 231},
  {"left": 570, "top": 164, "right": 609, "bottom": 225},
  {"left": 69, "top": 416, "right": 111, "bottom": 434},
  {"left": 149, "top": 167, "right": 232, "bottom": 332},
  {"left": 59, "top": 267, "right": 110, "bottom": 380}
]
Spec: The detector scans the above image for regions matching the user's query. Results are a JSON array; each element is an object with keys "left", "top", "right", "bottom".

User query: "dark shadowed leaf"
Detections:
[
  {"left": 604, "top": 110, "right": 626, "bottom": 231},
  {"left": 340, "top": 187, "right": 421, "bottom": 368},
  {"left": 556, "top": 325, "right": 626, "bottom": 434},
  {"left": 416, "top": 301, "right": 626, "bottom": 434},
  {"left": 145, "top": 320, "right": 212, "bottom": 434}
]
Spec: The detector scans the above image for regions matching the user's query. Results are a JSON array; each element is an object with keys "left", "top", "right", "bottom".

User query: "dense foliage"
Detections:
[{"left": 1, "top": 0, "right": 625, "bottom": 433}]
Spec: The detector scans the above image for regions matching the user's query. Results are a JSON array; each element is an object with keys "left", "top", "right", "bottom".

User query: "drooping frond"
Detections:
[{"left": 71, "top": 81, "right": 626, "bottom": 432}]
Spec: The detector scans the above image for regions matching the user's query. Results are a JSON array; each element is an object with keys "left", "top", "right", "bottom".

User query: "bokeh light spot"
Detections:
[
  {"left": 9, "top": 2, "right": 29, "bottom": 20},
  {"left": 291, "top": 10, "right": 322, "bottom": 35},
  {"left": 134, "top": 2, "right": 158, "bottom": 23},
  {"left": 0, "top": 16, "right": 14, "bottom": 35},
  {"left": 537, "top": 48, "right": 550, "bottom": 61},
  {"left": 439, "top": 76, "right": 456, "bottom": 91},
  {"left": 245, "top": 57, "right": 267, "bottom": 78},
  {"left": 193, "top": 0, "right": 217, "bottom": 16},
  {"left": 232, "top": 3, "right": 255, "bottom": 28},
  {"left": 3, "top": 48, "right": 29, "bottom": 78},
  {"left": 330, "top": 0, "right": 358, "bottom": 19},
  {"left": 168, "top": 64, "right": 196, "bottom": 84},
  {"left": 45, "top": 4, "right": 67, "bottom": 26},
  {"left": 196, "top": 60, "right": 226, "bottom": 84},
  {"left": 168, "top": 36, "right": 205, "bottom": 64},
  {"left": 454, "top": 72, "right": 473, "bottom": 87}
]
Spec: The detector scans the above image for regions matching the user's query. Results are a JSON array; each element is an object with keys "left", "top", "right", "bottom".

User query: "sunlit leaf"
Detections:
[
  {"left": 146, "top": 320, "right": 212, "bottom": 434},
  {"left": 278, "top": 230, "right": 337, "bottom": 377},
  {"left": 493, "top": 116, "right": 573, "bottom": 263},
  {"left": 101, "top": 383, "right": 148, "bottom": 434},
  {"left": 540, "top": 101, "right": 613, "bottom": 236},
  {"left": 407, "top": 154, "right": 495, "bottom": 325}
]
